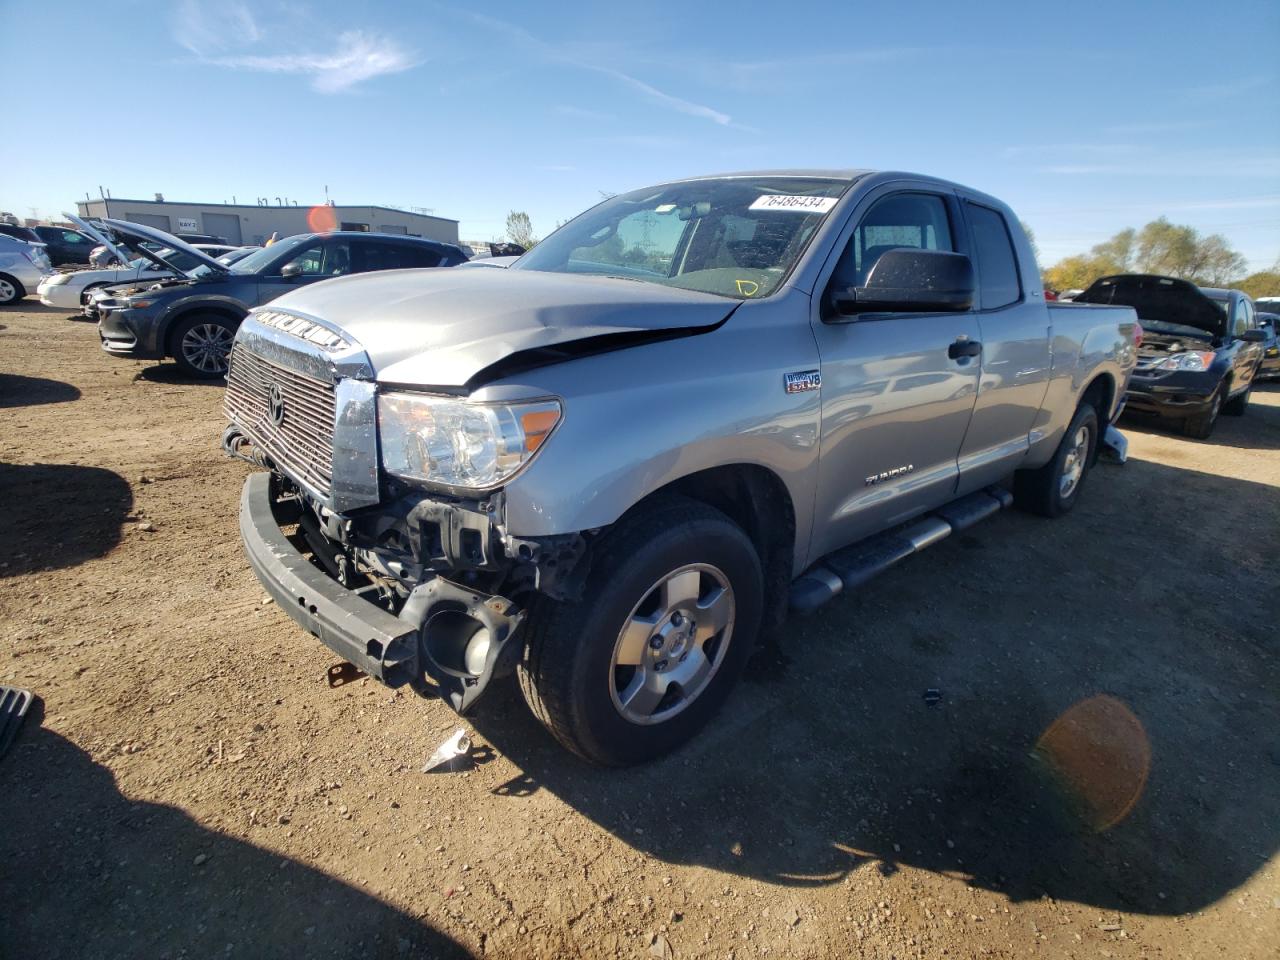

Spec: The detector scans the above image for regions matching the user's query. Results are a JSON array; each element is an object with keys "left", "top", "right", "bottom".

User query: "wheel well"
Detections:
[
  {"left": 1080, "top": 374, "right": 1115, "bottom": 421},
  {"left": 632, "top": 464, "right": 796, "bottom": 630},
  {"left": 163, "top": 306, "right": 244, "bottom": 356}
]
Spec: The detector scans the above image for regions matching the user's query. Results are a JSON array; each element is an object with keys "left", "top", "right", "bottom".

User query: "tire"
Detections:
[
  {"left": 1222, "top": 384, "right": 1250, "bottom": 417},
  {"left": 518, "top": 497, "right": 763, "bottom": 766},
  {"left": 170, "top": 313, "right": 238, "bottom": 378},
  {"left": 1014, "top": 402, "right": 1099, "bottom": 518},
  {"left": 0, "top": 273, "right": 24, "bottom": 306},
  {"left": 1182, "top": 387, "right": 1222, "bottom": 439}
]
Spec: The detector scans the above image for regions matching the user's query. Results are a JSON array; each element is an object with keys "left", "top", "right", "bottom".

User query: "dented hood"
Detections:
[{"left": 261, "top": 267, "right": 738, "bottom": 388}]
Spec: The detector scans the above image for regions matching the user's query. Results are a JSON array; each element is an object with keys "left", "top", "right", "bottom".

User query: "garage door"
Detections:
[
  {"left": 202, "top": 213, "right": 243, "bottom": 245},
  {"left": 123, "top": 212, "right": 172, "bottom": 233}
]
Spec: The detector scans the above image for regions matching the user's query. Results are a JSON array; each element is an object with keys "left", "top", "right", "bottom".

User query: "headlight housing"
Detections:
[
  {"left": 45, "top": 273, "right": 72, "bottom": 286},
  {"left": 378, "top": 392, "right": 561, "bottom": 489},
  {"left": 1156, "top": 351, "right": 1215, "bottom": 372}
]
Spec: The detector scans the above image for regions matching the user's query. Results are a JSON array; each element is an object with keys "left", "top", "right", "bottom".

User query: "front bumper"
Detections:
[
  {"left": 38, "top": 281, "right": 77, "bottom": 309},
  {"left": 1123, "top": 372, "right": 1220, "bottom": 419},
  {"left": 98, "top": 303, "right": 164, "bottom": 358},
  {"left": 239, "top": 472, "right": 526, "bottom": 712}
]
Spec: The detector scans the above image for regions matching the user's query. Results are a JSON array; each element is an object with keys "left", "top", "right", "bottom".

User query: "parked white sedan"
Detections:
[{"left": 38, "top": 244, "right": 240, "bottom": 312}]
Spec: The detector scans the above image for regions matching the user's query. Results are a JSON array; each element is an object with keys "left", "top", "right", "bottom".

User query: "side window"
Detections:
[
  {"left": 965, "top": 203, "right": 1021, "bottom": 309},
  {"left": 356, "top": 241, "right": 443, "bottom": 272},
  {"left": 64, "top": 231, "right": 89, "bottom": 245},
  {"left": 832, "top": 193, "right": 953, "bottom": 288},
  {"left": 1235, "top": 299, "right": 1253, "bottom": 335},
  {"left": 280, "top": 241, "right": 351, "bottom": 276}
]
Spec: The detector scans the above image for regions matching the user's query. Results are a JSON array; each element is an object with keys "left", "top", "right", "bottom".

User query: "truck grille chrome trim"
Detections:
[{"left": 223, "top": 310, "right": 381, "bottom": 513}]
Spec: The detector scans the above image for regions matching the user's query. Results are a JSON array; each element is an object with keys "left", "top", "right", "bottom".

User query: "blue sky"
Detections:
[{"left": 2, "top": 0, "right": 1277, "bottom": 269}]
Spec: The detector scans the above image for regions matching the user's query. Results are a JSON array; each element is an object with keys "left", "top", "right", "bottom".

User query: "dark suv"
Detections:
[
  {"left": 91, "top": 219, "right": 469, "bottom": 377},
  {"left": 1076, "top": 274, "right": 1265, "bottom": 438}
]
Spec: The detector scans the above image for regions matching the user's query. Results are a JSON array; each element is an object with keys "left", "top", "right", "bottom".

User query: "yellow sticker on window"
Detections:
[{"left": 736, "top": 279, "right": 760, "bottom": 297}]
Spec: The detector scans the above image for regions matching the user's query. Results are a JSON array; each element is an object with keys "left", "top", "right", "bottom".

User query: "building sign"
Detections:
[{"left": 176, "top": 217, "right": 198, "bottom": 232}]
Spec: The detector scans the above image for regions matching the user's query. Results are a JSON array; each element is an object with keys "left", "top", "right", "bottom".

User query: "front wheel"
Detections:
[
  {"left": 1014, "top": 403, "right": 1099, "bottom": 518},
  {"left": 1182, "top": 387, "right": 1222, "bottom": 439},
  {"left": 170, "top": 313, "right": 238, "bottom": 378},
  {"left": 518, "top": 498, "right": 763, "bottom": 766}
]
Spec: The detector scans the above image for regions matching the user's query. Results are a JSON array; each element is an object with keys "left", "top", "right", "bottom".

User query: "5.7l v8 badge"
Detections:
[{"left": 784, "top": 370, "right": 822, "bottom": 394}]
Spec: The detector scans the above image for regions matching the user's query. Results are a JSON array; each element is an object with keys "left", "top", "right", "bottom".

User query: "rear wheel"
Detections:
[
  {"left": 518, "top": 498, "right": 762, "bottom": 766},
  {"left": 1182, "top": 387, "right": 1222, "bottom": 439},
  {"left": 0, "top": 274, "right": 24, "bottom": 306},
  {"left": 170, "top": 314, "right": 237, "bottom": 378},
  {"left": 1014, "top": 403, "right": 1099, "bottom": 518}
]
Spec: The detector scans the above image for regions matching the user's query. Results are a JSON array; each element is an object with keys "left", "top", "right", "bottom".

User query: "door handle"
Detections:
[{"left": 948, "top": 338, "right": 983, "bottom": 359}]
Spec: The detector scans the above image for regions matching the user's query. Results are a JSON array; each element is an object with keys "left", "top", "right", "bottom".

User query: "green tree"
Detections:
[
  {"left": 1044, "top": 219, "right": 1250, "bottom": 291},
  {"left": 505, "top": 211, "right": 538, "bottom": 249},
  {"left": 1237, "top": 259, "right": 1280, "bottom": 300}
]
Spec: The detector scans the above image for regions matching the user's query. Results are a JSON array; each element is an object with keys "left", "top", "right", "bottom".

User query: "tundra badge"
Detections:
[{"left": 784, "top": 370, "right": 822, "bottom": 394}]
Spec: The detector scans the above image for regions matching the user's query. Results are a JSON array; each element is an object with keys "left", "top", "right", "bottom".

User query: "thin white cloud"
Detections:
[
  {"left": 171, "top": 0, "right": 261, "bottom": 54},
  {"left": 458, "top": 10, "right": 735, "bottom": 128},
  {"left": 205, "top": 31, "right": 418, "bottom": 93},
  {"left": 171, "top": 2, "right": 417, "bottom": 93}
]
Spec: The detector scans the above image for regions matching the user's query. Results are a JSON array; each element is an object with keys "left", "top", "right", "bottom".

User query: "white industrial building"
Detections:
[{"left": 74, "top": 197, "right": 459, "bottom": 246}]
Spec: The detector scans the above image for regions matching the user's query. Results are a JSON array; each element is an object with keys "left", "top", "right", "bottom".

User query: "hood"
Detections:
[
  {"left": 89, "top": 218, "right": 229, "bottom": 276},
  {"left": 1075, "top": 274, "right": 1225, "bottom": 337},
  {"left": 65, "top": 212, "right": 134, "bottom": 267},
  {"left": 259, "top": 267, "right": 739, "bottom": 388}
]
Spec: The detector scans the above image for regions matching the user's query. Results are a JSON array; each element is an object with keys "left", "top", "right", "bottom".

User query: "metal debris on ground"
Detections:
[
  {"left": 923, "top": 687, "right": 943, "bottom": 706},
  {"left": 0, "top": 686, "right": 33, "bottom": 759},
  {"left": 422, "top": 729, "right": 473, "bottom": 773}
]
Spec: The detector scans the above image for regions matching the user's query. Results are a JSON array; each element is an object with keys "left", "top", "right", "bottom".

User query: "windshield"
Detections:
[
  {"left": 126, "top": 247, "right": 200, "bottom": 274},
  {"left": 514, "top": 176, "right": 850, "bottom": 299},
  {"left": 189, "top": 247, "right": 257, "bottom": 279},
  {"left": 230, "top": 235, "right": 311, "bottom": 275}
]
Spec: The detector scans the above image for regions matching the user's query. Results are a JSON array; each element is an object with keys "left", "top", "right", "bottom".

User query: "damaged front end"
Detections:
[
  {"left": 233, "top": 458, "right": 585, "bottom": 713},
  {"left": 223, "top": 306, "right": 593, "bottom": 714}
]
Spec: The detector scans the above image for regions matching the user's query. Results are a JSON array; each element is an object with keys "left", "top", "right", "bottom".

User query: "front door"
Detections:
[{"left": 808, "top": 188, "right": 982, "bottom": 561}]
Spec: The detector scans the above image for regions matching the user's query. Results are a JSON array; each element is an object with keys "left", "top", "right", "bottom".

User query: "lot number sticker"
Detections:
[{"left": 749, "top": 195, "right": 838, "bottom": 214}]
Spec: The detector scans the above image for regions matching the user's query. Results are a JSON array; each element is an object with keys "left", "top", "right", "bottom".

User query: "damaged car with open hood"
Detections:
[
  {"left": 84, "top": 217, "right": 470, "bottom": 378},
  {"left": 224, "top": 170, "right": 1139, "bottom": 765},
  {"left": 1074, "top": 274, "right": 1265, "bottom": 439}
]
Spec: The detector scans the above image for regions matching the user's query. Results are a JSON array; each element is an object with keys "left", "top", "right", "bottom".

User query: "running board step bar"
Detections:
[{"left": 789, "top": 486, "right": 1013, "bottom": 614}]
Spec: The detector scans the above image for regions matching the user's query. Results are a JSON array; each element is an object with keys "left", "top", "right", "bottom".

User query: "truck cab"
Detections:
[{"left": 225, "top": 169, "right": 1138, "bottom": 764}]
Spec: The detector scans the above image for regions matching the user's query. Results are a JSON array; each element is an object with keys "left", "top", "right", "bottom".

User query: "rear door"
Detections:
[
  {"left": 953, "top": 198, "right": 1053, "bottom": 493},
  {"left": 351, "top": 238, "right": 443, "bottom": 273},
  {"left": 807, "top": 184, "right": 983, "bottom": 559},
  {"left": 1230, "top": 297, "right": 1262, "bottom": 390}
]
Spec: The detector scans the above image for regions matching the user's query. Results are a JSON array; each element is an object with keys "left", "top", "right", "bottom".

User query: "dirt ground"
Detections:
[{"left": 1, "top": 301, "right": 1277, "bottom": 960}]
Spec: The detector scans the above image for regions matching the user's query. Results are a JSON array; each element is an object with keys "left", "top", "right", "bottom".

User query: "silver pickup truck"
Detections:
[{"left": 225, "top": 170, "right": 1138, "bottom": 765}]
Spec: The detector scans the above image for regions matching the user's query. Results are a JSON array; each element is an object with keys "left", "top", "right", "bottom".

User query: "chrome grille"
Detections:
[{"left": 225, "top": 344, "right": 336, "bottom": 497}]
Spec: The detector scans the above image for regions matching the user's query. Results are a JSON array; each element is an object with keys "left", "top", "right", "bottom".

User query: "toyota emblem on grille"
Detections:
[{"left": 268, "top": 384, "right": 285, "bottom": 426}]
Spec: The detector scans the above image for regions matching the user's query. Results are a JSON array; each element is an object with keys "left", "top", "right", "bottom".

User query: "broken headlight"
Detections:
[{"left": 378, "top": 393, "right": 561, "bottom": 490}]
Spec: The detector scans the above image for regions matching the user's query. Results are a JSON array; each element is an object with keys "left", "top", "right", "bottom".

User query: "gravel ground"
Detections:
[{"left": 1, "top": 301, "right": 1277, "bottom": 959}]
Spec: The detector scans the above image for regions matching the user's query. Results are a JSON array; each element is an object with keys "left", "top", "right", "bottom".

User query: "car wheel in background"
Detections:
[
  {"left": 0, "top": 274, "right": 24, "bottom": 306},
  {"left": 1014, "top": 402, "right": 1099, "bottom": 518},
  {"left": 171, "top": 313, "right": 238, "bottom": 379},
  {"left": 1182, "top": 387, "right": 1222, "bottom": 439},
  {"left": 518, "top": 497, "right": 763, "bottom": 766},
  {"left": 1222, "top": 385, "right": 1250, "bottom": 417}
]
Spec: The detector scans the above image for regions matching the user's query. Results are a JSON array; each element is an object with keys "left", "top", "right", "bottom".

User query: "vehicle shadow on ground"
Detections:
[
  {"left": 470, "top": 457, "right": 1279, "bottom": 917},
  {"left": 0, "top": 372, "right": 81, "bottom": 407},
  {"left": 135, "top": 364, "right": 225, "bottom": 387},
  {"left": 0, "top": 462, "right": 132, "bottom": 578},
  {"left": 0, "top": 711, "right": 471, "bottom": 960},
  {"left": 1121, "top": 385, "right": 1280, "bottom": 451}
]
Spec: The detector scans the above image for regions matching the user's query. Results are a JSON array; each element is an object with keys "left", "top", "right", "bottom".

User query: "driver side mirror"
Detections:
[
  {"left": 280, "top": 262, "right": 304, "bottom": 279},
  {"left": 1240, "top": 328, "right": 1266, "bottom": 343},
  {"left": 828, "top": 248, "right": 975, "bottom": 319}
]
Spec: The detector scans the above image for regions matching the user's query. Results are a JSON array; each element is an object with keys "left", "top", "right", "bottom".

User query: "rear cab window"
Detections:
[{"left": 965, "top": 203, "right": 1022, "bottom": 310}]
